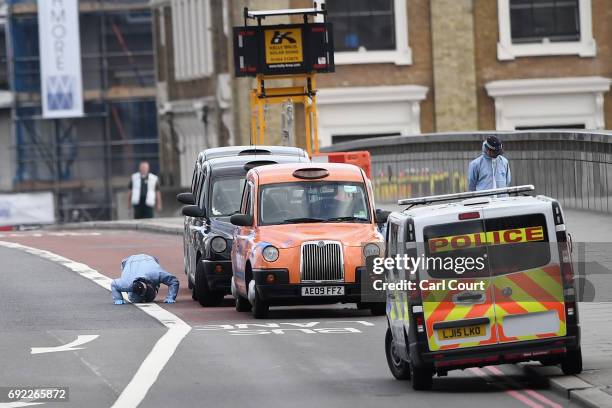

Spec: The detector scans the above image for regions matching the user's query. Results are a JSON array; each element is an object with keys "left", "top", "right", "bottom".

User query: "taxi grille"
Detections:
[{"left": 300, "top": 241, "right": 344, "bottom": 282}]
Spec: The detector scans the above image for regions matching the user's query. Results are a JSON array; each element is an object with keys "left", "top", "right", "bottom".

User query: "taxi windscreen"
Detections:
[
  {"left": 258, "top": 181, "right": 370, "bottom": 225},
  {"left": 210, "top": 177, "right": 246, "bottom": 217},
  {"left": 423, "top": 214, "right": 550, "bottom": 278}
]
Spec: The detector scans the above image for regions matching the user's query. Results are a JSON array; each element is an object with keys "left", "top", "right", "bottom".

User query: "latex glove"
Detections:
[
  {"left": 164, "top": 298, "right": 176, "bottom": 304},
  {"left": 114, "top": 299, "right": 125, "bottom": 305}
]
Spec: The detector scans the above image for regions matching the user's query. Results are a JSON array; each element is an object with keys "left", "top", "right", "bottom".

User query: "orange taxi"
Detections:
[{"left": 229, "top": 163, "right": 385, "bottom": 318}]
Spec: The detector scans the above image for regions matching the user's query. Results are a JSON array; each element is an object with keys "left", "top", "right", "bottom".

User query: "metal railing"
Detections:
[{"left": 322, "top": 131, "right": 612, "bottom": 213}]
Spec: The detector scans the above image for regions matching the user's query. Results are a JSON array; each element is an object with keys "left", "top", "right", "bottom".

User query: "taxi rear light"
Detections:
[
  {"left": 292, "top": 168, "right": 330, "bottom": 179},
  {"left": 458, "top": 212, "right": 480, "bottom": 220}
]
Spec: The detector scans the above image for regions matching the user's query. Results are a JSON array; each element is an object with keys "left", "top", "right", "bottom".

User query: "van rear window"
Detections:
[
  {"left": 423, "top": 214, "right": 550, "bottom": 278},
  {"left": 484, "top": 213, "right": 550, "bottom": 276}
]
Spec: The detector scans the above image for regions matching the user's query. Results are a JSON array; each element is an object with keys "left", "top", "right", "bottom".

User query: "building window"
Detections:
[
  {"left": 171, "top": 0, "right": 213, "bottom": 80},
  {"left": 485, "top": 77, "right": 611, "bottom": 130},
  {"left": 328, "top": 0, "right": 396, "bottom": 52},
  {"left": 319, "top": 0, "right": 411, "bottom": 65},
  {"left": 497, "top": 0, "right": 596, "bottom": 60},
  {"left": 510, "top": 0, "right": 580, "bottom": 43}
]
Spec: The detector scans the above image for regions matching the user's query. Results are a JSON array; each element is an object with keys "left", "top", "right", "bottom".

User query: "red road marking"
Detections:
[
  {"left": 484, "top": 366, "right": 562, "bottom": 408},
  {"left": 470, "top": 366, "right": 552, "bottom": 408}
]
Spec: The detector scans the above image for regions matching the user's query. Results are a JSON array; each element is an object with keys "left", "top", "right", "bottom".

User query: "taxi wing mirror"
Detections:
[
  {"left": 182, "top": 205, "right": 205, "bottom": 218},
  {"left": 375, "top": 209, "right": 390, "bottom": 224},
  {"left": 230, "top": 213, "right": 253, "bottom": 227},
  {"left": 177, "top": 192, "right": 195, "bottom": 205}
]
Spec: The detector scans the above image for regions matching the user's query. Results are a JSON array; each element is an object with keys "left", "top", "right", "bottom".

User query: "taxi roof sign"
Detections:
[{"left": 398, "top": 185, "right": 536, "bottom": 206}]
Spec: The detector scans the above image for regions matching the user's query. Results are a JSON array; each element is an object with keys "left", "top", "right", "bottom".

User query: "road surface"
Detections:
[{"left": 0, "top": 229, "right": 582, "bottom": 408}]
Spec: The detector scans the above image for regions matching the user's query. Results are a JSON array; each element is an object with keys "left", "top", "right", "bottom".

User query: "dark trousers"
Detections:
[{"left": 133, "top": 205, "right": 154, "bottom": 219}]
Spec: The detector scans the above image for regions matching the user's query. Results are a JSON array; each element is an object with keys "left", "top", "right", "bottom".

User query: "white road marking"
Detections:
[
  {"left": 0, "top": 402, "right": 44, "bottom": 407},
  {"left": 31, "top": 335, "right": 99, "bottom": 355},
  {"left": 0, "top": 241, "right": 191, "bottom": 408},
  {"left": 193, "top": 321, "right": 375, "bottom": 335}
]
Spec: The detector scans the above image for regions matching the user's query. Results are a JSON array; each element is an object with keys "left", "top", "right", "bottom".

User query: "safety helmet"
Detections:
[{"left": 484, "top": 136, "right": 503, "bottom": 157}]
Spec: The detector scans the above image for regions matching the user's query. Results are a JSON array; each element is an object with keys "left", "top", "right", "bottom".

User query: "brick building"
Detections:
[{"left": 151, "top": 0, "right": 611, "bottom": 188}]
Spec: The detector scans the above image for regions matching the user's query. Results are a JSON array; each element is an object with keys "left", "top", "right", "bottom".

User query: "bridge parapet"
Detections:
[{"left": 322, "top": 131, "right": 612, "bottom": 213}]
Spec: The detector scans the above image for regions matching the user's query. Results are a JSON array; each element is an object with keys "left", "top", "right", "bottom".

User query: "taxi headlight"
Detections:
[
  {"left": 211, "top": 236, "right": 227, "bottom": 253},
  {"left": 262, "top": 246, "right": 279, "bottom": 262},
  {"left": 363, "top": 243, "right": 380, "bottom": 258}
]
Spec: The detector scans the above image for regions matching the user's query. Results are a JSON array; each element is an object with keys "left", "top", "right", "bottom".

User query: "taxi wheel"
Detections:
[
  {"left": 251, "top": 292, "right": 269, "bottom": 319},
  {"left": 235, "top": 295, "right": 252, "bottom": 312},
  {"left": 561, "top": 347, "right": 583, "bottom": 375},
  {"left": 370, "top": 303, "right": 386, "bottom": 316},
  {"left": 385, "top": 328, "right": 410, "bottom": 380},
  {"left": 187, "top": 274, "right": 193, "bottom": 290},
  {"left": 195, "top": 261, "right": 224, "bottom": 307},
  {"left": 410, "top": 360, "right": 433, "bottom": 390}
]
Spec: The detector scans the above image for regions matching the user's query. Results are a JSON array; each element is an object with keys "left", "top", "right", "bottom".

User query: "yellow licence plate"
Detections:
[{"left": 437, "top": 324, "right": 487, "bottom": 340}]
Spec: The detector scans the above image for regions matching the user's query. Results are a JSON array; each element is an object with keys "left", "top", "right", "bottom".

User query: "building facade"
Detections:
[
  {"left": 4, "top": 0, "right": 159, "bottom": 221},
  {"left": 150, "top": 0, "right": 611, "bottom": 189},
  {"left": 303, "top": 0, "right": 611, "bottom": 142},
  {"left": 150, "top": 0, "right": 233, "bottom": 189}
]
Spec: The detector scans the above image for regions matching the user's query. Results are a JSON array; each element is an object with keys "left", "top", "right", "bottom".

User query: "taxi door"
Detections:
[
  {"left": 420, "top": 212, "right": 497, "bottom": 352},
  {"left": 482, "top": 208, "right": 566, "bottom": 343},
  {"left": 232, "top": 180, "right": 255, "bottom": 296}
]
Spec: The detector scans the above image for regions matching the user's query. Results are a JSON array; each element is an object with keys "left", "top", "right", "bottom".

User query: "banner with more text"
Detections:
[{"left": 37, "top": 0, "right": 84, "bottom": 119}]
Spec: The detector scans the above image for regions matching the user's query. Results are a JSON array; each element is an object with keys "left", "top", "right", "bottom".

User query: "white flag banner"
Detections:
[
  {"left": 0, "top": 192, "right": 56, "bottom": 226},
  {"left": 37, "top": 0, "right": 84, "bottom": 118}
]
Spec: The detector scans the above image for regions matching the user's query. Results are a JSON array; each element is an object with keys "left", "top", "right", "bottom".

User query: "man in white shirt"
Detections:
[{"left": 128, "top": 161, "right": 162, "bottom": 219}]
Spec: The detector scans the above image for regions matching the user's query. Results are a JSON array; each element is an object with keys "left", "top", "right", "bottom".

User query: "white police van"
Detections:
[{"left": 383, "top": 185, "right": 581, "bottom": 390}]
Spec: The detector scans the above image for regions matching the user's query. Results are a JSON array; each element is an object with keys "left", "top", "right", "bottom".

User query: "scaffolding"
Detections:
[{"left": 7, "top": 0, "right": 158, "bottom": 221}]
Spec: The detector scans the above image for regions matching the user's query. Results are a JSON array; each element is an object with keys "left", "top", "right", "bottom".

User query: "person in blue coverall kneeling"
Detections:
[{"left": 111, "top": 254, "right": 179, "bottom": 305}]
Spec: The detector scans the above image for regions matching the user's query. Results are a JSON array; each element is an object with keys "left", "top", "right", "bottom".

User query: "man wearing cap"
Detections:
[
  {"left": 111, "top": 254, "right": 179, "bottom": 305},
  {"left": 468, "top": 136, "right": 511, "bottom": 191}
]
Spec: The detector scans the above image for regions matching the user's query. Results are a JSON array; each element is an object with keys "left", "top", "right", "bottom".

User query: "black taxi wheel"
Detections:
[
  {"left": 561, "top": 347, "right": 583, "bottom": 375},
  {"left": 251, "top": 289, "right": 269, "bottom": 319},
  {"left": 187, "top": 273, "right": 194, "bottom": 290},
  {"left": 235, "top": 295, "right": 252, "bottom": 312},
  {"left": 385, "top": 328, "right": 410, "bottom": 380},
  {"left": 370, "top": 303, "right": 386, "bottom": 316},
  {"left": 195, "top": 261, "right": 224, "bottom": 307}
]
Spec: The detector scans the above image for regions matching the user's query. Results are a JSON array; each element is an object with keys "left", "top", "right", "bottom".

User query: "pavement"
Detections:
[{"left": 0, "top": 207, "right": 609, "bottom": 407}]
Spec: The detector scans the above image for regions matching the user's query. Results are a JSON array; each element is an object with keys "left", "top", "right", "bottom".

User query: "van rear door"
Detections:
[
  {"left": 421, "top": 215, "right": 497, "bottom": 352},
  {"left": 482, "top": 210, "right": 566, "bottom": 344}
]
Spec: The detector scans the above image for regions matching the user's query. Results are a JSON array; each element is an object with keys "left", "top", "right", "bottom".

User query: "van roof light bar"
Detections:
[{"left": 398, "top": 185, "right": 535, "bottom": 206}]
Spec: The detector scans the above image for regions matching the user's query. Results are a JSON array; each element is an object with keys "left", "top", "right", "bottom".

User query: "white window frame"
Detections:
[
  {"left": 316, "top": 85, "right": 428, "bottom": 147},
  {"left": 171, "top": 0, "right": 214, "bottom": 80},
  {"left": 316, "top": 0, "right": 412, "bottom": 66},
  {"left": 485, "top": 76, "right": 611, "bottom": 130},
  {"left": 497, "top": 0, "right": 596, "bottom": 60}
]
